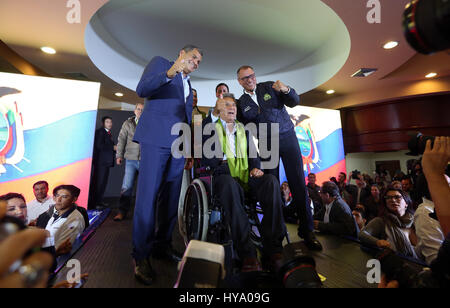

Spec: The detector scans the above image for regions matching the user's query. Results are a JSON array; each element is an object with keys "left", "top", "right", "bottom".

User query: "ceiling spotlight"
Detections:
[
  {"left": 425, "top": 72, "right": 437, "bottom": 78},
  {"left": 41, "top": 47, "right": 56, "bottom": 54},
  {"left": 383, "top": 41, "right": 399, "bottom": 49},
  {"left": 326, "top": 90, "right": 335, "bottom": 95},
  {"left": 115, "top": 92, "right": 124, "bottom": 97}
]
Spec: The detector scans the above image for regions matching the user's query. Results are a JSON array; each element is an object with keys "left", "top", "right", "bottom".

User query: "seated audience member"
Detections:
[
  {"left": 359, "top": 188, "right": 417, "bottom": 258},
  {"left": 352, "top": 207, "right": 367, "bottom": 232},
  {"left": 362, "top": 184, "right": 383, "bottom": 222},
  {"left": 36, "top": 185, "right": 86, "bottom": 256},
  {"left": 390, "top": 180, "right": 402, "bottom": 190},
  {"left": 307, "top": 173, "right": 323, "bottom": 215},
  {"left": 202, "top": 94, "right": 286, "bottom": 272},
  {"left": 27, "top": 181, "right": 54, "bottom": 224},
  {"left": 0, "top": 193, "right": 28, "bottom": 224},
  {"left": 413, "top": 173, "right": 445, "bottom": 264},
  {"left": 313, "top": 181, "right": 358, "bottom": 238},
  {"left": 281, "top": 181, "right": 298, "bottom": 224}
]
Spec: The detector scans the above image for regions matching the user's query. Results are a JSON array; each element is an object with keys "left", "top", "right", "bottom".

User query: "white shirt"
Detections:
[
  {"left": 244, "top": 88, "right": 259, "bottom": 107},
  {"left": 27, "top": 196, "right": 53, "bottom": 223},
  {"left": 211, "top": 113, "right": 219, "bottom": 124},
  {"left": 167, "top": 73, "right": 190, "bottom": 103},
  {"left": 43, "top": 208, "right": 70, "bottom": 248},
  {"left": 414, "top": 198, "right": 444, "bottom": 264},
  {"left": 219, "top": 118, "right": 237, "bottom": 160},
  {"left": 324, "top": 201, "right": 334, "bottom": 224}
]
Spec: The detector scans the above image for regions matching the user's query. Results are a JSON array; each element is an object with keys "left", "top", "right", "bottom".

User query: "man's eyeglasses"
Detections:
[
  {"left": 239, "top": 73, "right": 256, "bottom": 82},
  {"left": 384, "top": 195, "right": 403, "bottom": 201}
]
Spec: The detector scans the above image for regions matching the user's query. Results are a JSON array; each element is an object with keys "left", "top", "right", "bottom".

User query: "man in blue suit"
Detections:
[{"left": 133, "top": 45, "right": 203, "bottom": 285}]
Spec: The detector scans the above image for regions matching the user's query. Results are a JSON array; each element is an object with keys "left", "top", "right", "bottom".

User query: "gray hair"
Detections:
[
  {"left": 181, "top": 44, "right": 203, "bottom": 56},
  {"left": 222, "top": 93, "right": 236, "bottom": 101}
]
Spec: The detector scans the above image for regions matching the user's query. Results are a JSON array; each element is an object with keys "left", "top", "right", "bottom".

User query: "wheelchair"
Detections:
[{"left": 178, "top": 166, "right": 290, "bottom": 253}]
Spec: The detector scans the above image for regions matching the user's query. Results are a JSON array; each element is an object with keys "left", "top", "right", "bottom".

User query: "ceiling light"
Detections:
[
  {"left": 425, "top": 72, "right": 437, "bottom": 78},
  {"left": 383, "top": 41, "right": 399, "bottom": 49},
  {"left": 41, "top": 47, "right": 56, "bottom": 54},
  {"left": 115, "top": 92, "right": 124, "bottom": 97},
  {"left": 326, "top": 90, "right": 335, "bottom": 95}
]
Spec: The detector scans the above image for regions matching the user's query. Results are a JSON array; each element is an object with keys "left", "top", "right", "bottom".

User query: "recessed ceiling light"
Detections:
[
  {"left": 383, "top": 41, "right": 399, "bottom": 49},
  {"left": 41, "top": 46, "right": 56, "bottom": 54},
  {"left": 326, "top": 90, "right": 335, "bottom": 95},
  {"left": 115, "top": 92, "right": 124, "bottom": 97},
  {"left": 425, "top": 72, "right": 437, "bottom": 78}
]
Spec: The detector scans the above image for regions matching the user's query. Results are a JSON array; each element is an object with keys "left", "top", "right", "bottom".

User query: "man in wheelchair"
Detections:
[{"left": 201, "top": 93, "right": 286, "bottom": 273}]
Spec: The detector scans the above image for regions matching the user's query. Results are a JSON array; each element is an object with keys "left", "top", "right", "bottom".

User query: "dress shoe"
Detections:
[
  {"left": 303, "top": 232, "right": 323, "bottom": 251},
  {"left": 152, "top": 246, "right": 183, "bottom": 263},
  {"left": 241, "top": 257, "right": 262, "bottom": 272},
  {"left": 134, "top": 259, "right": 153, "bottom": 285},
  {"left": 113, "top": 212, "right": 125, "bottom": 221}
]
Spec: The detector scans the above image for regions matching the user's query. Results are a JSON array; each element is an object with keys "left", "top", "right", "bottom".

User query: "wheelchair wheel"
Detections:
[{"left": 179, "top": 179, "right": 209, "bottom": 246}]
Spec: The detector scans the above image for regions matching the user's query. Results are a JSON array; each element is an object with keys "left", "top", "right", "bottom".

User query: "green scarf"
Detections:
[{"left": 215, "top": 120, "right": 249, "bottom": 189}]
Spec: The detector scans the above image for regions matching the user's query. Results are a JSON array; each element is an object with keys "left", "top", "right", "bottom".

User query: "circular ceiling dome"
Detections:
[{"left": 85, "top": 0, "right": 350, "bottom": 105}]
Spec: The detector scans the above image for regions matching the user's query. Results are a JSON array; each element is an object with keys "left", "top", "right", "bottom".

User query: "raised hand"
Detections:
[
  {"left": 167, "top": 54, "right": 187, "bottom": 79},
  {"left": 272, "top": 80, "right": 289, "bottom": 94}
]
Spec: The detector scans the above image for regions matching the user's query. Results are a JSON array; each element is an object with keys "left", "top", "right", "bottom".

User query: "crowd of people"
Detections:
[
  {"left": 0, "top": 43, "right": 448, "bottom": 289},
  {"left": 280, "top": 150, "right": 448, "bottom": 268}
]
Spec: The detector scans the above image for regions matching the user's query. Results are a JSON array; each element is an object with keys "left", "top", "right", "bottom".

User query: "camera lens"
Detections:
[{"left": 403, "top": 0, "right": 450, "bottom": 54}]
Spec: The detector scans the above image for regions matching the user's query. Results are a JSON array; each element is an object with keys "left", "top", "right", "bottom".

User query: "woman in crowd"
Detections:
[
  {"left": 362, "top": 184, "right": 383, "bottom": 222},
  {"left": 359, "top": 188, "right": 417, "bottom": 258}
]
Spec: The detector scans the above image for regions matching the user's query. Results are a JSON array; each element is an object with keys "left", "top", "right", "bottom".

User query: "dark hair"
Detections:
[
  {"left": 308, "top": 173, "right": 316, "bottom": 177},
  {"left": 53, "top": 185, "right": 81, "bottom": 198},
  {"left": 415, "top": 173, "right": 431, "bottom": 201},
  {"left": 215, "top": 83, "right": 229, "bottom": 93},
  {"left": 33, "top": 180, "right": 49, "bottom": 189},
  {"left": 0, "top": 192, "right": 26, "bottom": 203},
  {"left": 102, "top": 116, "right": 112, "bottom": 125},
  {"left": 321, "top": 181, "right": 340, "bottom": 197},
  {"left": 339, "top": 172, "right": 347, "bottom": 178},
  {"left": 353, "top": 207, "right": 367, "bottom": 220},
  {"left": 237, "top": 65, "right": 254, "bottom": 75},
  {"left": 192, "top": 88, "right": 197, "bottom": 94},
  {"left": 381, "top": 188, "right": 413, "bottom": 215},
  {"left": 181, "top": 45, "right": 203, "bottom": 56}
]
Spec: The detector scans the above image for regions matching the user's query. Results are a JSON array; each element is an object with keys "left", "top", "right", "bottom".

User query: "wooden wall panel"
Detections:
[{"left": 340, "top": 93, "right": 450, "bottom": 153}]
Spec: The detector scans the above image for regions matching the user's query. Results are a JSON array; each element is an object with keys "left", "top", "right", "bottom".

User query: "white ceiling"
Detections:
[{"left": 0, "top": 0, "right": 449, "bottom": 109}]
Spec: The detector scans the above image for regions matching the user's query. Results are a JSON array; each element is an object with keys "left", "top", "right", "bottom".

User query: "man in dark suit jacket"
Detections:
[
  {"left": 132, "top": 45, "right": 203, "bottom": 285},
  {"left": 235, "top": 65, "right": 322, "bottom": 251},
  {"left": 90, "top": 116, "right": 115, "bottom": 210},
  {"left": 345, "top": 173, "right": 371, "bottom": 209},
  {"left": 314, "top": 181, "right": 359, "bottom": 238},
  {"left": 202, "top": 93, "right": 286, "bottom": 272}
]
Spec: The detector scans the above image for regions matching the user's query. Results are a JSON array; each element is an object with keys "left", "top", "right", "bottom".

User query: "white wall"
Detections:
[{"left": 345, "top": 150, "right": 420, "bottom": 176}]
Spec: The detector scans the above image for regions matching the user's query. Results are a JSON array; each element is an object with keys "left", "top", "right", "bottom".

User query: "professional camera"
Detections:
[
  {"left": 277, "top": 242, "right": 323, "bottom": 288},
  {"left": 406, "top": 132, "right": 435, "bottom": 156},
  {"left": 351, "top": 170, "right": 361, "bottom": 180},
  {"left": 377, "top": 248, "right": 445, "bottom": 288},
  {"left": 403, "top": 0, "right": 450, "bottom": 54}
]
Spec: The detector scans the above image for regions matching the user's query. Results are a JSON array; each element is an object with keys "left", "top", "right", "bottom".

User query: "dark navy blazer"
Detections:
[
  {"left": 134, "top": 56, "right": 193, "bottom": 148},
  {"left": 236, "top": 81, "right": 300, "bottom": 137}
]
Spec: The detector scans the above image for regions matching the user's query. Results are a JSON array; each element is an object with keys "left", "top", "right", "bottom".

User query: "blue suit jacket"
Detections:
[{"left": 134, "top": 56, "right": 193, "bottom": 147}]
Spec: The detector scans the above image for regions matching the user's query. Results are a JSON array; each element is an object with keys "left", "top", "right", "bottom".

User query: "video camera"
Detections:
[
  {"left": 403, "top": 0, "right": 450, "bottom": 54},
  {"left": 351, "top": 170, "right": 361, "bottom": 180},
  {"left": 174, "top": 241, "right": 322, "bottom": 288},
  {"left": 377, "top": 248, "right": 448, "bottom": 288}
]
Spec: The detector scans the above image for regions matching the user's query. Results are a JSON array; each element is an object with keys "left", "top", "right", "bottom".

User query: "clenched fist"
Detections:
[
  {"left": 167, "top": 55, "right": 187, "bottom": 79},
  {"left": 272, "top": 80, "right": 290, "bottom": 94}
]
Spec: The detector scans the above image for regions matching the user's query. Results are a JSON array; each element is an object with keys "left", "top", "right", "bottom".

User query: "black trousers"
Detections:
[
  {"left": 89, "top": 164, "right": 111, "bottom": 208},
  {"left": 263, "top": 130, "right": 313, "bottom": 237},
  {"left": 214, "top": 167, "right": 285, "bottom": 258}
]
